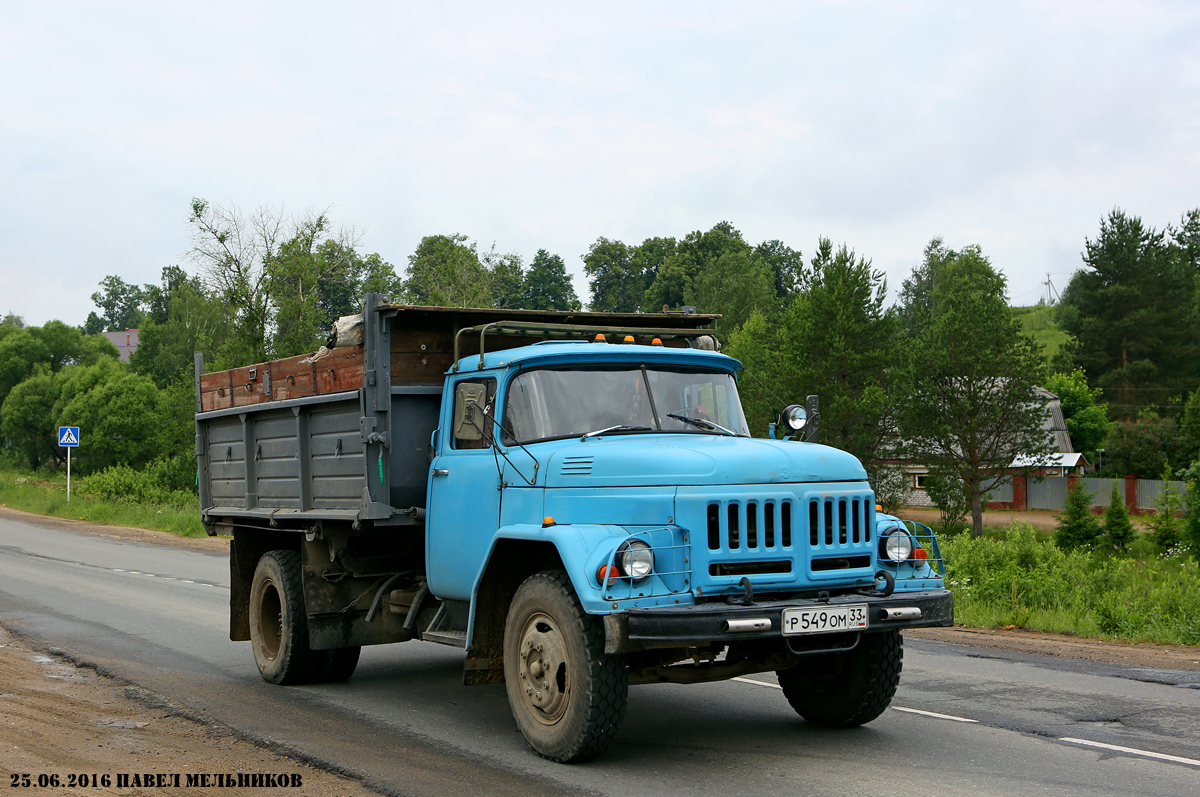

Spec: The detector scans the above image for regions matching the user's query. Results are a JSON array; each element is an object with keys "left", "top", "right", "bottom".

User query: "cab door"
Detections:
[{"left": 426, "top": 377, "right": 501, "bottom": 600}]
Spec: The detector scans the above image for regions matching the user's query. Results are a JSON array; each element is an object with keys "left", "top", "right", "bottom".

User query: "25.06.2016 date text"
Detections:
[{"left": 10, "top": 774, "right": 111, "bottom": 788}]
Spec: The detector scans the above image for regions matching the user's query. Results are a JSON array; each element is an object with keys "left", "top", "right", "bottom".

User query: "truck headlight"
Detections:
[
  {"left": 617, "top": 539, "right": 654, "bottom": 582},
  {"left": 778, "top": 404, "right": 807, "bottom": 434},
  {"left": 879, "top": 528, "right": 914, "bottom": 563}
]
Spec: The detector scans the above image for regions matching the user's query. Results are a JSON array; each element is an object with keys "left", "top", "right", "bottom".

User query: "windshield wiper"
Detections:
[
  {"left": 666, "top": 413, "right": 739, "bottom": 437},
  {"left": 580, "top": 425, "right": 653, "bottom": 441}
]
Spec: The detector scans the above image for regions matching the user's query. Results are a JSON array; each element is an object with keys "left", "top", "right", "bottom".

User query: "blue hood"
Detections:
[{"left": 542, "top": 435, "right": 868, "bottom": 488}]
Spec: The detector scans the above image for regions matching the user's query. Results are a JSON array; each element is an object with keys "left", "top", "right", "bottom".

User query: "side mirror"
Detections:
[{"left": 453, "top": 382, "right": 488, "bottom": 441}]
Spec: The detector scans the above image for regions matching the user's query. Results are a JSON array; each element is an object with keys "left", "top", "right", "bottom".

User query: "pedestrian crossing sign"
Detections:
[{"left": 58, "top": 426, "right": 80, "bottom": 447}]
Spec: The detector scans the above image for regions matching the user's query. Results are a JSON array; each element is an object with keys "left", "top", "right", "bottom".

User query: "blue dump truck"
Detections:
[{"left": 194, "top": 295, "right": 952, "bottom": 762}]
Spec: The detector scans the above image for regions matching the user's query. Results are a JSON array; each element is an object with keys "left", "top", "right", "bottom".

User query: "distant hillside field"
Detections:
[{"left": 1012, "top": 304, "right": 1070, "bottom": 363}]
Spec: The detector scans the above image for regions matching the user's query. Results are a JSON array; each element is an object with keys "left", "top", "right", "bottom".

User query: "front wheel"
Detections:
[
  {"left": 503, "top": 571, "right": 628, "bottom": 762},
  {"left": 776, "top": 630, "right": 903, "bottom": 727}
]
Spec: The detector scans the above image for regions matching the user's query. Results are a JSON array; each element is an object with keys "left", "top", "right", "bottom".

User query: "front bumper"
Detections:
[{"left": 603, "top": 589, "right": 953, "bottom": 654}]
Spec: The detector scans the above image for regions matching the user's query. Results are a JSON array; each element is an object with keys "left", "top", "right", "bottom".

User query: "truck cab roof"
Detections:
[{"left": 454, "top": 339, "right": 740, "bottom": 374}]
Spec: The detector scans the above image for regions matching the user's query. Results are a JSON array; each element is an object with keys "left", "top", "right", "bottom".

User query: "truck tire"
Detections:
[
  {"left": 776, "top": 630, "right": 903, "bottom": 728},
  {"left": 319, "top": 646, "right": 362, "bottom": 682},
  {"left": 503, "top": 571, "right": 628, "bottom": 762},
  {"left": 249, "top": 550, "right": 322, "bottom": 685}
]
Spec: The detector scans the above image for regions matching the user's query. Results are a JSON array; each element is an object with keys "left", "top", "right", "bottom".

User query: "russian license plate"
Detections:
[{"left": 781, "top": 604, "right": 869, "bottom": 636}]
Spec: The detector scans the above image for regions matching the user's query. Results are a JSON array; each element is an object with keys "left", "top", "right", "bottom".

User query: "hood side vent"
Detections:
[{"left": 560, "top": 455, "right": 594, "bottom": 476}]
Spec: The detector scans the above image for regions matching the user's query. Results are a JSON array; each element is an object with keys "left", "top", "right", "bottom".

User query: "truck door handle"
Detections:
[{"left": 432, "top": 469, "right": 449, "bottom": 477}]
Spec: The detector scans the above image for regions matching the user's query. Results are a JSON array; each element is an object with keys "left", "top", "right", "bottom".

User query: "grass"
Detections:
[
  {"left": 940, "top": 522, "right": 1200, "bottom": 647},
  {"left": 1012, "top": 304, "right": 1070, "bottom": 363},
  {"left": 0, "top": 469, "right": 207, "bottom": 538}
]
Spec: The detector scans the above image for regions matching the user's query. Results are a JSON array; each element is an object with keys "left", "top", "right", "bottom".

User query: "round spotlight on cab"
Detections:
[
  {"left": 879, "top": 527, "right": 914, "bottom": 563},
  {"left": 616, "top": 539, "right": 654, "bottom": 582},
  {"left": 778, "top": 404, "right": 808, "bottom": 435}
]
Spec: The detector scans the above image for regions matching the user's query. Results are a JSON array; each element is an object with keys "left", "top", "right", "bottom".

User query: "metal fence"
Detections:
[
  {"left": 1137, "top": 479, "right": 1188, "bottom": 509},
  {"left": 1025, "top": 477, "right": 1186, "bottom": 511}
]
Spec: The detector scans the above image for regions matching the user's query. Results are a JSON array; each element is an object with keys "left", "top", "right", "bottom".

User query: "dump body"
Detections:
[{"left": 195, "top": 301, "right": 719, "bottom": 529}]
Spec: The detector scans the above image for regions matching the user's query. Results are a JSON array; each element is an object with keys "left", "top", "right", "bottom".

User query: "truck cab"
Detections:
[{"left": 194, "top": 296, "right": 952, "bottom": 763}]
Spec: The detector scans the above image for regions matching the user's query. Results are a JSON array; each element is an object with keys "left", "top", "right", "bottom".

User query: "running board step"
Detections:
[{"left": 421, "top": 629, "right": 467, "bottom": 648}]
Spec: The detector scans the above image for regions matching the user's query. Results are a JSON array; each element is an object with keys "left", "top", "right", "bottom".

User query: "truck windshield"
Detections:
[{"left": 500, "top": 366, "right": 750, "bottom": 444}]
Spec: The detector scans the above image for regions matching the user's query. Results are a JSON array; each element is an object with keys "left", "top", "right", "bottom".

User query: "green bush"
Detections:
[
  {"left": 0, "top": 468, "right": 204, "bottom": 537},
  {"left": 941, "top": 522, "right": 1200, "bottom": 646},
  {"left": 80, "top": 463, "right": 195, "bottom": 507}
]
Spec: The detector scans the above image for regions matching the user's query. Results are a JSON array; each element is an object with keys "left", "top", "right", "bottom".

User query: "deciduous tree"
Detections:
[
  {"left": 1044, "top": 369, "right": 1109, "bottom": 458},
  {"left": 131, "top": 280, "right": 231, "bottom": 385},
  {"left": 895, "top": 242, "right": 1051, "bottom": 537},
  {"left": 755, "top": 239, "right": 806, "bottom": 299},
  {"left": 89, "top": 275, "right": 145, "bottom": 332},
  {"left": 583, "top": 237, "right": 641, "bottom": 312},
  {"left": 58, "top": 371, "right": 160, "bottom": 472},
  {"left": 686, "top": 249, "right": 774, "bottom": 339},
  {"left": 644, "top": 221, "right": 751, "bottom": 311},
  {"left": 522, "top": 250, "right": 580, "bottom": 310},
  {"left": 1100, "top": 412, "right": 1191, "bottom": 478},
  {"left": 0, "top": 371, "right": 58, "bottom": 468},
  {"left": 187, "top": 198, "right": 286, "bottom": 364},
  {"left": 403, "top": 233, "right": 492, "bottom": 308},
  {"left": 481, "top": 245, "right": 524, "bottom": 309}
]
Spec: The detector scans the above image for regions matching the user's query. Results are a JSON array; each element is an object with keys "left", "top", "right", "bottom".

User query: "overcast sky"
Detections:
[{"left": 2, "top": 1, "right": 1198, "bottom": 327}]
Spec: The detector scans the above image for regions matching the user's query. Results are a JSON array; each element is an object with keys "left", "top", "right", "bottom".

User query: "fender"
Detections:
[{"left": 465, "top": 523, "right": 633, "bottom": 647}]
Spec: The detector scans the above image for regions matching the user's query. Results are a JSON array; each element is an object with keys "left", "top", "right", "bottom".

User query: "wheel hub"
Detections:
[
  {"left": 516, "top": 612, "right": 569, "bottom": 724},
  {"left": 257, "top": 580, "right": 283, "bottom": 661}
]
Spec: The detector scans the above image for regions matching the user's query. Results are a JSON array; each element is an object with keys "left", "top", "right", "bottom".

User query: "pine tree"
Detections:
[
  {"left": 1055, "top": 481, "right": 1102, "bottom": 550},
  {"left": 1184, "top": 462, "right": 1200, "bottom": 565},
  {"left": 521, "top": 250, "right": 579, "bottom": 311},
  {"left": 1146, "top": 466, "right": 1185, "bottom": 552},
  {"left": 1058, "top": 209, "right": 1199, "bottom": 417},
  {"left": 1102, "top": 484, "right": 1136, "bottom": 551}
]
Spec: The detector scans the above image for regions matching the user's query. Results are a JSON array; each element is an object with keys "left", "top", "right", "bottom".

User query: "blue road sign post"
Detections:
[{"left": 58, "top": 427, "right": 80, "bottom": 502}]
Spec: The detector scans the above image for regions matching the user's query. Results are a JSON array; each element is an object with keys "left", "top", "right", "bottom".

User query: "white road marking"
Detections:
[
  {"left": 734, "top": 666, "right": 1196, "bottom": 767},
  {"left": 1060, "top": 738, "right": 1200, "bottom": 767},
  {"left": 892, "top": 706, "right": 978, "bottom": 723},
  {"left": 732, "top": 676, "right": 781, "bottom": 689},
  {"left": 733, "top": 677, "right": 979, "bottom": 724},
  {"left": 6, "top": 548, "right": 224, "bottom": 589}
]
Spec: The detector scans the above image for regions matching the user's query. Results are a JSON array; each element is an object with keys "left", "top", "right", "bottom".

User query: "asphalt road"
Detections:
[{"left": 2, "top": 513, "right": 1198, "bottom": 796}]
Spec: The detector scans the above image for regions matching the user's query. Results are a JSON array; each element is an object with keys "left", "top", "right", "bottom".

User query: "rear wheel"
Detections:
[
  {"left": 503, "top": 571, "right": 628, "bottom": 762},
  {"left": 249, "top": 550, "right": 323, "bottom": 685},
  {"left": 776, "top": 630, "right": 903, "bottom": 727}
]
